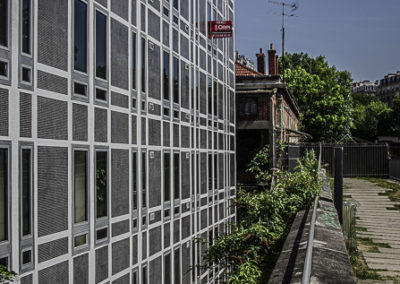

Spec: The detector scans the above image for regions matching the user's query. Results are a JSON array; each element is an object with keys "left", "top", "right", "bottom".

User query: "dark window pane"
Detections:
[
  {"left": 142, "top": 152, "right": 146, "bottom": 207},
  {"left": 142, "top": 266, "right": 147, "bottom": 284},
  {"left": 132, "top": 32, "right": 137, "bottom": 89},
  {"left": 208, "top": 78, "right": 212, "bottom": 115},
  {"left": 96, "top": 228, "right": 107, "bottom": 240},
  {"left": 96, "top": 11, "right": 107, "bottom": 79},
  {"left": 74, "top": 150, "right": 87, "bottom": 223},
  {"left": 96, "top": 88, "right": 107, "bottom": 101},
  {"left": 132, "top": 152, "right": 137, "bottom": 210},
  {"left": 0, "top": 0, "right": 8, "bottom": 47},
  {"left": 74, "top": 0, "right": 87, "bottom": 72},
  {"left": 173, "top": 57, "right": 179, "bottom": 104},
  {"left": 0, "top": 61, "right": 7, "bottom": 77},
  {"left": 22, "top": 0, "right": 31, "bottom": 54},
  {"left": 141, "top": 37, "right": 146, "bottom": 92},
  {"left": 173, "top": 0, "right": 178, "bottom": 10},
  {"left": 22, "top": 67, "right": 31, "bottom": 83},
  {"left": 164, "top": 254, "right": 171, "bottom": 284},
  {"left": 213, "top": 81, "right": 218, "bottom": 115},
  {"left": 22, "top": 250, "right": 32, "bottom": 265},
  {"left": 173, "top": 153, "right": 179, "bottom": 199},
  {"left": 163, "top": 51, "right": 170, "bottom": 100},
  {"left": 164, "top": 153, "right": 170, "bottom": 202},
  {"left": 96, "top": 151, "right": 107, "bottom": 218},
  {"left": 0, "top": 149, "right": 8, "bottom": 241},
  {"left": 174, "top": 249, "right": 180, "bottom": 284},
  {"left": 22, "top": 148, "right": 31, "bottom": 236}
]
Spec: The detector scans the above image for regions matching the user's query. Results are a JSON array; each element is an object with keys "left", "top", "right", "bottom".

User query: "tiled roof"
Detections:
[{"left": 235, "top": 62, "right": 264, "bottom": 77}]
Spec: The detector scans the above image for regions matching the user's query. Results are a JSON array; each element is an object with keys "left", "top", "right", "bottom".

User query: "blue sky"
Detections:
[{"left": 235, "top": 0, "right": 400, "bottom": 82}]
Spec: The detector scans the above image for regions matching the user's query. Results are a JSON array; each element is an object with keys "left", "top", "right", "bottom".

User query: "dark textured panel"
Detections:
[
  {"left": 172, "top": 29, "right": 178, "bottom": 53},
  {"left": 111, "top": 91, "right": 129, "bottom": 108},
  {"left": 182, "top": 243, "right": 191, "bottom": 283},
  {"left": 112, "top": 219, "right": 130, "bottom": 237},
  {"left": 164, "top": 223, "right": 170, "bottom": 248},
  {"left": 38, "top": 237, "right": 68, "bottom": 263},
  {"left": 200, "top": 153, "right": 207, "bottom": 194},
  {"left": 132, "top": 235, "right": 138, "bottom": 265},
  {"left": 149, "top": 256, "right": 162, "bottom": 284},
  {"left": 111, "top": 149, "right": 129, "bottom": 217},
  {"left": 142, "top": 231, "right": 147, "bottom": 259},
  {"left": 132, "top": 115, "right": 137, "bottom": 144},
  {"left": 181, "top": 126, "right": 190, "bottom": 148},
  {"left": 149, "top": 210, "right": 161, "bottom": 225},
  {"left": 148, "top": 103, "right": 161, "bottom": 116},
  {"left": 199, "top": 72, "right": 206, "bottom": 114},
  {"left": 148, "top": 42, "right": 161, "bottom": 100},
  {"left": 95, "top": 0, "right": 107, "bottom": 7},
  {"left": 95, "top": 108, "right": 108, "bottom": 142},
  {"left": 0, "top": 88, "right": 9, "bottom": 136},
  {"left": 111, "top": 19, "right": 129, "bottom": 90},
  {"left": 38, "top": 0, "right": 68, "bottom": 70},
  {"left": 113, "top": 273, "right": 130, "bottom": 284},
  {"left": 173, "top": 124, "right": 179, "bottom": 147},
  {"left": 96, "top": 246, "right": 108, "bottom": 283},
  {"left": 74, "top": 254, "right": 89, "bottom": 284},
  {"left": 181, "top": 153, "right": 190, "bottom": 199},
  {"left": 201, "top": 209, "right": 207, "bottom": 229},
  {"left": 37, "top": 70, "right": 68, "bottom": 95},
  {"left": 111, "top": 111, "right": 129, "bottom": 144},
  {"left": 163, "top": 122, "right": 170, "bottom": 146},
  {"left": 20, "top": 92, "right": 31, "bottom": 137},
  {"left": 219, "top": 153, "right": 224, "bottom": 189},
  {"left": 112, "top": 238, "right": 130, "bottom": 275},
  {"left": 200, "top": 129, "right": 206, "bottom": 149},
  {"left": 149, "top": 119, "right": 161, "bottom": 146},
  {"left": 20, "top": 274, "right": 33, "bottom": 284},
  {"left": 182, "top": 216, "right": 190, "bottom": 240},
  {"left": 173, "top": 220, "right": 180, "bottom": 244},
  {"left": 180, "top": 35, "right": 189, "bottom": 60},
  {"left": 72, "top": 103, "right": 88, "bottom": 141},
  {"left": 149, "top": 226, "right": 162, "bottom": 256},
  {"left": 148, "top": 10, "right": 160, "bottom": 41},
  {"left": 111, "top": 0, "right": 129, "bottom": 20},
  {"left": 38, "top": 147, "right": 68, "bottom": 236},
  {"left": 38, "top": 261, "right": 69, "bottom": 284},
  {"left": 149, "top": 0, "right": 160, "bottom": 11},
  {"left": 180, "top": 61, "right": 189, "bottom": 109},
  {"left": 149, "top": 151, "right": 161, "bottom": 207},
  {"left": 37, "top": 96, "right": 68, "bottom": 140},
  {"left": 141, "top": 117, "right": 146, "bottom": 145},
  {"left": 162, "top": 21, "right": 169, "bottom": 46}
]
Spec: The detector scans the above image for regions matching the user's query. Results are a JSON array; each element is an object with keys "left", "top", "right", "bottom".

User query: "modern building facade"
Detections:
[
  {"left": 235, "top": 45, "right": 300, "bottom": 185},
  {"left": 376, "top": 71, "right": 400, "bottom": 107},
  {"left": 0, "top": 0, "right": 236, "bottom": 283}
]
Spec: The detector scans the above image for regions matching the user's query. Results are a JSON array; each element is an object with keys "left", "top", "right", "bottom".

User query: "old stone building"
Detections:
[{"left": 376, "top": 71, "right": 400, "bottom": 106}]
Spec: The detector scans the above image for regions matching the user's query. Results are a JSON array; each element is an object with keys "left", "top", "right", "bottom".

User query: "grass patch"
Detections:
[
  {"left": 358, "top": 177, "right": 400, "bottom": 202},
  {"left": 356, "top": 227, "right": 368, "bottom": 232},
  {"left": 358, "top": 237, "right": 391, "bottom": 249},
  {"left": 386, "top": 204, "right": 400, "bottom": 211},
  {"left": 348, "top": 247, "right": 383, "bottom": 280}
]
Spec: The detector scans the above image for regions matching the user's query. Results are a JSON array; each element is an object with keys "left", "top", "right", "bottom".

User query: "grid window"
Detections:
[
  {"left": 164, "top": 152, "right": 170, "bottom": 202},
  {"left": 0, "top": 148, "right": 8, "bottom": 242},
  {"left": 173, "top": 57, "right": 179, "bottom": 104},
  {"left": 141, "top": 37, "right": 146, "bottom": 92},
  {"left": 142, "top": 151, "right": 147, "bottom": 207},
  {"left": 74, "top": 0, "right": 87, "bottom": 72},
  {"left": 21, "top": 148, "right": 32, "bottom": 236},
  {"left": 95, "top": 151, "right": 107, "bottom": 219},
  {"left": 173, "top": 153, "right": 180, "bottom": 200},
  {"left": 21, "top": 0, "right": 31, "bottom": 54},
  {"left": 74, "top": 150, "right": 88, "bottom": 224},
  {"left": 132, "top": 31, "right": 137, "bottom": 89},
  {"left": 95, "top": 10, "right": 107, "bottom": 79},
  {"left": 0, "top": 0, "right": 8, "bottom": 47},
  {"left": 132, "top": 151, "right": 138, "bottom": 210},
  {"left": 163, "top": 51, "right": 170, "bottom": 100}
]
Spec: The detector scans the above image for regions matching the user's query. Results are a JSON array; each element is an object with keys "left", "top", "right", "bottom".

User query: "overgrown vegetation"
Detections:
[
  {"left": 201, "top": 147, "right": 322, "bottom": 283},
  {"left": 358, "top": 177, "right": 400, "bottom": 202},
  {"left": 0, "top": 265, "right": 17, "bottom": 284}
]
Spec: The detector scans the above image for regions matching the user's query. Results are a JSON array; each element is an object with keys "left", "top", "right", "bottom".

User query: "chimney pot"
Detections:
[
  {"left": 256, "top": 49, "right": 266, "bottom": 75},
  {"left": 268, "top": 43, "right": 278, "bottom": 75}
]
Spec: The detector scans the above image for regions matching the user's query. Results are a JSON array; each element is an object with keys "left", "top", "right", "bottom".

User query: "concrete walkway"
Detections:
[{"left": 344, "top": 178, "right": 400, "bottom": 282}]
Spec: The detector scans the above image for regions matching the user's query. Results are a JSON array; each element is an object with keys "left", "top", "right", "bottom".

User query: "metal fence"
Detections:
[
  {"left": 287, "top": 143, "right": 389, "bottom": 177},
  {"left": 389, "top": 158, "right": 400, "bottom": 180}
]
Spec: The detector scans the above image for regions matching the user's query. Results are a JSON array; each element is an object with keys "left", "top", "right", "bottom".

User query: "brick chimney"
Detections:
[
  {"left": 268, "top": 43, "right": 278, "bottom": 75},
  {"left": 256, "top": 48, "right": 266, "bottom": 75}
]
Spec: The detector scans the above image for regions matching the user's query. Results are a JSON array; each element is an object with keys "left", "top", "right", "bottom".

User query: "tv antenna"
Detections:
[{"left": 268, "top": 0, "right": 298, "bottom": 81}]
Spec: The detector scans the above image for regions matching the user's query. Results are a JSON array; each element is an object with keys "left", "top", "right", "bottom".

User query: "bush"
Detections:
[
  {"left": 0, "top": 265, "right": 17, "bottom": 284},
  {"left": 201, "top": 148, "right": 322, "bottom": 283}
]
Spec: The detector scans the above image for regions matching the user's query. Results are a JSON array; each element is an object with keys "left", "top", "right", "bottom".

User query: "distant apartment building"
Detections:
[
  {"left": 235, "top": 45, "right": 300, "bottom": 185},
  {"left": 0, "top": 0, "right": 236, "bottom": 283},
  {"left": 352, "top": 80, "right": 376, "bottom": 97},
  {"left": 376, "top": 71, "right": 400, "bottom": 106}
]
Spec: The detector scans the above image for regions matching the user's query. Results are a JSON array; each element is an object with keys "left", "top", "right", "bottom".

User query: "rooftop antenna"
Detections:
[{"left": 268, "top": 0, "right": 298, "bottom": 81}]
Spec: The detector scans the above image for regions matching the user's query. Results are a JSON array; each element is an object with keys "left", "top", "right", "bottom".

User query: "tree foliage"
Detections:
[
  {"left": 202, "top": 147, "right": 322, "bottom": 283},
  {"left": 0, "top": 265, "right": 17, "bottom": 284},
  {"left": 283, "top": 53, "right": 353, "bottom": 142}
]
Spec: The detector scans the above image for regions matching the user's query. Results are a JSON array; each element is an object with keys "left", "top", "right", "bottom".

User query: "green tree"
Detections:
[
  {"left": 0, "top": 265, "right": 17, "bottom": 284},
  {"left": 284, "top": 65, "right": 353, "bottom": 142}
]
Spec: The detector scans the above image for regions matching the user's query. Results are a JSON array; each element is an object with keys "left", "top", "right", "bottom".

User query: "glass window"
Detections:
[
  {"left": 132, "top": 151, "right": 138, "bottom": 210},
  {"left": 21, "top": 148, "right": 32, "bottom": 236},
  {"left": 141, "top": 37, "right": 146, "bottom": 92},
  {"left": 173, "top": 57, "right": 179, "bottom": 104},
  {"left": 96, "top": 11, "right": 107, "bottom": 79},
  {"left": 208, "top": 153, "right": 212, "bottom": 191},
  {"left": 96, "top": 151, "right": 107, "bottom": 218},
  {"left": 164, "top": 152, "right": 170, "bottom": 202},
  {"left": 0, "top": 0, "right": 8, "bottom": 47},
  {"left": 142, "top": 265, "right": 147, "bottom": 284},
  {"left": 74, "top": 150, "right": 88, "bottom": 224},
  {"left": 173, "top": 0, "right": 178, "bottom": 10},
  {"left": 132, "top": 32, "right": 137, "bottom": 89},
  {"left": 208, "top": 77, "right": 212, "bottom": 115},
  {"left": 21, "top": 0, "right": 31, "bottom": 54},
  {"left": 74, "top": 0, "right": 87, "bottom": 72},
  {"left": 142, "top": 151, "right": 147, "bottom": 207},
  {"left": 164, "top": 253, "right": 171, "bottom": 284},
  {"left": 174, "top": 248, "right": 180, "bottom": 284},
  {"left": 0, "top": 148, "right": 8, "bottom": 242},
  {"left": 213, "top": 81, "right": 217, "bottom": 116},
  {"left": 163, "top": 51, "right": 170, "bottom": 100},
  {"left": 173, "top": 153, "right": 179, "bottom": 200}
]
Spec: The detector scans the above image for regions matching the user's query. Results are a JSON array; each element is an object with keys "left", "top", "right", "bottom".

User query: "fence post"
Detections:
[{"left": 334, "top": 147, "right": 343, "bottom": 224}]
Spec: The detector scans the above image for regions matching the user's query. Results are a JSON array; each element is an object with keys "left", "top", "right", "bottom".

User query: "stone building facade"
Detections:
[
  {"left": 0, "top": 0, "right": 236, "bottom": 283},
  {"left": 376, "top": 72, "right": 400, "bottom": 107}
]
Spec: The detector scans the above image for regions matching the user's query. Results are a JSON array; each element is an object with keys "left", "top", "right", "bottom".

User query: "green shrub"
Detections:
[{"left": 0, "top": 265, "right": 17, "bottom": 284}]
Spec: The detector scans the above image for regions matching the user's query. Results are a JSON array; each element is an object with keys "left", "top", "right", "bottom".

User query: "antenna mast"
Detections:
[{"left": 268, "top": 0, "right": 298, "bottom": 81}]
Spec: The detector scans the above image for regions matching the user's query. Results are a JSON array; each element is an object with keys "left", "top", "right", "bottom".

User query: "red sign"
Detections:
[{"left": 208, "top": 21, "right": 232, "bottom": 38}]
